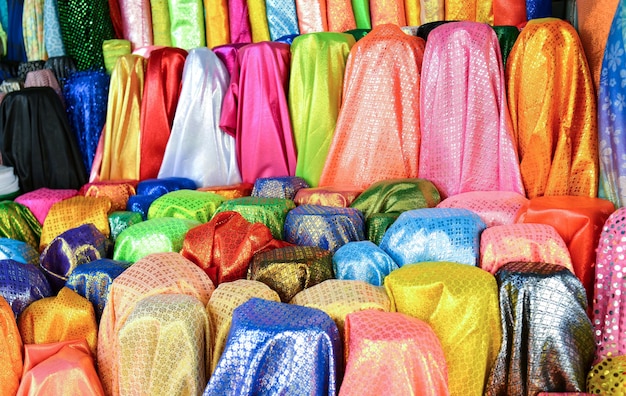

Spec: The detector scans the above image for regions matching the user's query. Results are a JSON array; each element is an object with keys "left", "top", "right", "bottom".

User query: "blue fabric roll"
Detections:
[
  {"left": 126, "top": 195, "right": 158, "bottom": 220},
  {"left": 265, "top": 0, "right": 299, "bottom": 41},
  {"left": 0, "top": 259, "right": 51, "bottom": 317},
  {"left": 526, "top": 0, "right": 552, "bottom": 20},
  {"left": 136, "top": 177, "right": 197, "bottom": 197},
  {"left": 7, "top": 0, "right": 27, "bottom": 62},
  {"left": 43, "top": 0, "right": 65, "bottom": 57},
  {"left": 0, "top": 237, "right": 39, "bottom": 264},
  {"left": 252, "top": 176, "right": 309, "bottom": 200},
  {"left": 333, "top": 241, "right": 398, "bottom": 286}
]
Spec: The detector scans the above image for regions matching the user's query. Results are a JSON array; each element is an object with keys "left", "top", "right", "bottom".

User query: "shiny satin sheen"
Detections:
[
  {"left": 0, "top": 259, "right": 51, "bottom": 317},
  {"left": 213, "top": 197, "right": 296, "bottom": 240},
  {"left": 437, "top": 191, "right": 528, "bottom": 227},
  {"left": 147, "top": 190, "right": 224, "bottom": 223},
  {"left": 333, "top": 241, "right": 398, "bottom": 286},
  {"left": 0, "top": 202, "right": 42, "bottom": 249}
]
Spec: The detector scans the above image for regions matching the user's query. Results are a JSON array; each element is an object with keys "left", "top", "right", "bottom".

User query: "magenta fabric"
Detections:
[
  {"left": 229, "top": 0, "right": 252, "bottom": 43},
  {"left": 213, "top": 43, "right": 248, "bottom": 81},
  {"left": 220, "top": 42, "right": 297, "bottom": 184},
  {"left": 418, "top": 21, "right": 523, "bottom": 199},
  {"left": 15, "top": 188, "right": 78, "bottom": 225},
  {"left": 436, "top": 191, "right": 528, "bottom": 227},
  {"left": 118, "top": 0, "right": 153, "bottom": 50}
]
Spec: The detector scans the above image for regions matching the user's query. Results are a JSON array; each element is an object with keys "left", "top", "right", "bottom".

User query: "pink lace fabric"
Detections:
[
  {"left": 14, "top": 188, "right": 78, "bottom": 225},
  {"left": 437, "top": 191, "right": 528, "bottom": 227},
  {"left": 480, "top": 223, "right": 574, "bottom": 275}
]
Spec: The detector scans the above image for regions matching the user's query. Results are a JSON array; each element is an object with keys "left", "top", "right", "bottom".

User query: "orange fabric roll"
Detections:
[
  {"left": 327, "top": 0, "right": 356, "bottom": 31},
  {"left": 198, "top": 182, "right": 254, "bottom": 199},
  {"left": 493, "top": 0, "right": 526, "bottom": 26},
  {"left": 370, "top": 0, "right": 406, "bottom": 27},
  {"left": 0, "top": 296, "right": 22, "bottom": 396}
]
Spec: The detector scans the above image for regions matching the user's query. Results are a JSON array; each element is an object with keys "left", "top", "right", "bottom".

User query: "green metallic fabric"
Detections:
[
  {"left": 366, "top": 212, "right": 399, "bottom": 245},
  {"left": 214, "top": 197, "right": 296, "bottom": 240},
  {"left": 108, "top": 211, "right": 143, "bottom": 243},
  {"left": 344, "top": 28, "right": 370, "bottom": 41},
  {"left": 492, "top": 25, "right": 520, "bottom": 68},
  {"left": 148, "top": 190, "right": 225, "bottom": 223},
  {"left": 0, "top": 201, "right": 41, "bottom": 249}
]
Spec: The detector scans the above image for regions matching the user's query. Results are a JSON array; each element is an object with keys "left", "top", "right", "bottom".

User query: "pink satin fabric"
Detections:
[
  {"left": 15, "top": 188, "right": 78, "bottom": 225},
  {"left": 220, "top": 42, "right": 297, "bottom": 184},
  {"left": 213, "top": 43, "right": 248, "bottom": 80},
  {"left": 419, "top": 21, "right": 524, "bottom": 200},
  {"left": 229, "top": 0, "right": 252, "bottom": 43},
  {"left": 436, "top": 191, "right": 528, "bottom": 227},
  {"left": 119, "top": 0, "right": 153, "bottom": 49},
  {"left": 296, "top": 0, "right": 328, "bottom": 33}
]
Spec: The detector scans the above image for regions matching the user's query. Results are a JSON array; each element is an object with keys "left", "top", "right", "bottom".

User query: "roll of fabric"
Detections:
[
  {"left": 108, "top": 0, "right": 123, "bottom": 38},
  {"left": 366, "top": 212, "right": 399, "bottom": 245},
  {"left": 275, "top": 33, "right": 299, "bottom": 44},
  {"left": 437, "top": 191, "right": 528, "bottom": 227},
  {"left": 404, "top": 0, "right": 420, "bottom": 26},
  {"left": 229, "top": 0, "right": 252, "bottom": 43},
  {"left": 16, "top": 59, "right": 44, "bottom": 80},
  {"left": 0, "top": 259, "right": 51, "bottom": 317},
  {"left": 118, "top": 0, "right": 152, "bottom": 50},
  {"left": 198, "top": 182, "right": 253, "bottom": 199},
  {"left": 0, "top": 0, "right": 8, "bottom": 34},
  {"left": 102, "top": 39, "right": 131, "bottom": 74},
  {"left": 493, "top": 0, "right": 526, "bottom": 26},
  {"left": 147, "top": 190, "right": 224, "bottom": 223},
  {"left": 420, "top": 0, "right": 443, "bottom": 24},
  {"left": 265, "top": 0, "right": 299, "bottom": 40},
  {"left": 136, "top": 176, "right": 197, "bottom": 196},
  {"left": 492, "top": 25, "right": 519, "bottom": 68},
  {"left": 79, "top": 153, "right": 136, "bottom": 211},
  {"left": 351, "top": 0, "right": 371, "bottom": 28},
  {"left": 327, "top": 0, "right": 356, "bottom": 31},
  {"left": 0, "top": 238, "right": 39, "bottom": 264},
  {"left": 333, "top": 241, "right": 398, "bottom": 286},
  {"left": 246, "top": 0, "right": 269, "bottom": 42},
  {"left": 370, "top": 0, "right": 406, "bottom": 26},
  {"left": 0, "top": 202, "right": 41, "bottom": 249},
  {"left": 149, "top": 0, "right": 171, "bottom": 46},
  {"left": 7, "top": 0, "right": 27, "bottom": 62},
  {"left": 525, "top": 0, "right": 551, "bottom": 20},
  {"left": 252, "top": 176, "right": 309, "bottom": 199},
  {"left": 204, "top": 0, "right": 229, "bottom": 47},
  {"left": 213, "top": 197, "right": 296, "bottom": 240},
  {"left": 167, "top": 0, "right": 205, "bottom": 49},
  {"left": 108, "top": 211, "right": 143, "bottom": 242},
  {"left": 0, "top": 295, "right": 21, "bottom": 396},
  {"left": 445, "top": 0, "right": 492, "bottom": 24},
  {"left": 22, "top": 0, "right": 47, "bottom": 61},
  {"left": 294, "top": 186, "right": 362, "bottom": 207},
  {"left": 14, "top": 187, "right": 77, "bottom": 225},
  {"left": 43, "top": 0, "right": 65, "bottom": 57},
  {"left": 295, "top": 0, "right": 327, "bottom": 33}
]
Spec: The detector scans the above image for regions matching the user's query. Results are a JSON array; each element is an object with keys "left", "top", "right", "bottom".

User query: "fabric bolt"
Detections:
[
  {"left": 118, "top": 0, "right": 152, "bottom": 50},
  {"left": 204, "top": 298, "right": 341, "bottom": 396},
  {"left": 22, "top": 0, "right": 47, "bottom": 61},
  {"left": 220, "top": 41, "right": 297, "bottom": 184},
  {"left": 351, "top": 0, "right": 370, "bottom": 28},
  {"left": 139, "top": 47, "right": 186, "bottom": 181},
  {"left": 136, "top": 177, "right": 197, "bottom": 197},
  {"left": 167, "top": 0, "right": 205, "bottom": 49},
  {"left": 404, "top": 0, "right": 420, "bottom": 26},
  {"left": 294, "top": 186, "right": 362, "bottom": 207},
  {"left": 385, "top": 262, "right": 502, "bottom": 396},
  {"left": 486, "top": 262, "right": 595, "bottom": 395},
  {"left": 125, "top": 195, "right": 156, "bottom": 220},
  {"left": 206, "top": 279, "right": 281, "bottom": 373},
  {"left": 437, "top": 191, "right": 528, "bottom": 227},
  {"left": 16, "top": 339, "right": 104, "bottom": 396},
  {"left": 345, "top": 28, "right": 369, "bottom": 41},
  {"left": 0, "top": 78, "right": 23, "bottom": 93},
  {"left": 492, "top": 26, "right": 520, "bottom": 68},
  {"left": 0, "top": 0, "right": 7, "bottom": 38},
  {"left": 284, "top": 205, "right": 365, "bottom": 253},
  {"left": 265, "top": 0, "right": 299, "bottom": 40},
  {"left": 228, "top": 0, "right": 251, "bottom": 43},
  {"left": 0, "top": 238, "right": 38, "bottom": 265},
  {"left": 327, "top": 0, "right": 356, "bottom": 31},
  {"left": 98, "top": 252, "right": 214, "bottom": 396},
  {"left": 16, "top": 61, "right": 44, "bottom": 82},
  {"left": 419, "top": 21, "right": 524, "bottom": 200},
  {"left": 493, "top": 0, "right": 526, "bottom": 25},
  {"left": 181, "top": 211, "right": 289, "bottom": 286},
  {"left": 113, "top": 217, "right": 200, "bottom": 263},
  {"left": 289, "top": 33, "right": 355, "bottom": 187},
  {"left": 204, "top": 0, "right": 229, "bottom": 47},
  {"left": 252, "top": 176, "right": 309, "bottom": 200},
  {"left": 214, "top": 197, "right": 296, "bottom": 240},
  {"left": 80, "top": 181, "right": 136, "bottom": 212},
  {"left": 14, "top": 188, "right": 77, "bottom": 226},
  {"left": 18, "top": 287, "right": 98, "bottom": 355},
  {"left": 380, "top": 208, "right": 487, "bottom": 267},
  {"left": 419, "top": 0, "right": 444, "bottom": 24},
  {"left": 248, "top": 246, "right": 334, "bottom": 302},
  {"left": 526, "top": 0, "right": 551, "bottom": 19},
  {"left": 150, "top": 0, "right": 171, "bottom": 46},
  {"left": 444, "top": 0, "right": 492, "bottom": 23},
  {"left": 118, "top": 294, "right": 210, "bottom": 396},
  {"left": 0, "top": 296, "right": 22, "bottom": 396},
  {"left": 198, "top": 182, "right": 254, "bottom": 200},
  {"left": 0, "top": 259, "right": 51, "bottom": 318},
  {"left": 366, "top": 212, "right": 399, "bottom": 245},
  {"left": 296, "top": 0, "right": 327, "bottom": 33},
  {"left": 0, "top": 202, "right": 41, "bottom": 249},
  {"left": 147, "top": 190, "right": 224, "bottom": 223},
  {"left": 332, "top": 241, "right": 398, "bottom": 286},
  {"left": 102, "top": 39, "right": 132, "bottom": 74},
  {"left": 43, "top": 55, "right": 76, "bottom": 87},
  {"left": 587, "top": 356, "right": 626, "bottom": 395},
  {"left": 7, "top": 0, "right": 27, "bottom": 62},
  {"left": 40, "top": 196, "right": 111, "bottom": 251},
  {"left": 370, "top": 0, "right": 405, "bottom": 26},
  {"left": 340, "top": 310, "right": 449, "bottom": 396},
  {"left": 213, "top": 43, "right": 247, "bottom": 79},
  {"left": 247, "top": 0, "right": 270, "bottom": 42},
  {"left": 319, "top": 25, "right": 424, "bottom": 190},
  {"left": 65, "top": 259, "right": 131, "bottom": 321},
  {"left": 506, "top": 18, "right": 598, "bottom": 199},
  {"left": 108, "top": 0, "right": 123, "bottom": 38},
  {"left": 158, "top": 48, "right": 242, "bottom": 188}
]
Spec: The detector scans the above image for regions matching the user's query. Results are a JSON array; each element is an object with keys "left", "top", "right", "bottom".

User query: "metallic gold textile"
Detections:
[
  {"left": 0, "top": 201, "right": 41, "bottom": 249},
  {"left": 40, "top": 196, "right": 112, "bottom": 251},
  {"left": 289, "top": 33, "right": 355, "bottom": 187},
  {"left": 167, "top": 0, "right": 205, "bottom": 49},
  {"left": 486, "top": 262, "right": 595, "bottom": 395},
  {"left": 80, "top": 181, "right": 136, "bottom": 212},
  {"left": 294, "top": 186, "right": 362, "bottom": 207},
  {"left": 437, "top": 190, "right": 528, "bottom": 227},
  {"left": 480, "top": 224, "right": 574, "bottom": 275},
  {"left": 101, "top": 39, "right": 131, "bottom": 74},
  {"left": 444, "top": 0, "right": 492, "bottom": 23},
  {"left": 284, "top": 204, "right": 365, "bottom": 253},
  {"left": 98, "top": 252, "right": 215, "bottom": 396},
  {"left": 113, "top": 217, "right": 200, "bottom": 263},
  {"left": 366, "top": 212, "right": 399, "bottom": 245},
  {"left": 0, "top": 295, "right": 21, "bottom": 396},
  {"left": 18, "top": 287, "right": 98, "bottom": 355},
  {"left": 118, "top": 294, "right": 210, "bottom": 396},
  {"left": 251, "top": 176, "right": 309, "bottom": 200},
  {"left": 248, "top": 246, "right": 334, "bottom": 302},
  {"left": 206, "top": 279, "right": 280, "bottom": 373},
  {"left": 147, "top": 190, "right": 224, "bottom": 223},
  {"left": 150, "top": 0, "right": 172, "bottom": 46},
  {"left": 327, "top": 0, "right": 356, "bottom": 31},
  {"left": 204, "top": 0, "right": 229, "bottom": 47},
  {"left": 384, "top": 262, "right": 502, "bottom": 396},
  {"left": 108, "top": 211, "right": 143, "bottom": 242},
  {"left": 213, "top": 197, "right": 296, "bottom": 240},
  {"left": 319, "top": 25, "right": 424, "bottom": 190},
  {"left": 198, "top": 182, "right": 253, "bottom": 199},
  {"left": 506, "top": 18, "right": 598, "bottom": 199},
  {"left": 0, "top": 259, "right": 51, "bottom": 317},
  {"left": 404, "top": 0, "right": 420, "bottom": 26},
  {"left": 100, "top": 54, "right": 144, "bottom": 182},
  {"left": 0, "top": 238, "right": 39, "bottom": 264},
  {"left": 247, "top": 0, "right": 271, "bottom": 42},
  {"left": 340, "top": 310, "right": 449, "bottom": 396},
  {"left": 370, "top": 0, "right": 406, "bottom": 26},
  {"left": 333, "top": 241, "right": 398, "bottom": 286},
  {"left": 420, "top": 0, "right": 443, "bottom": 24},
  {"left": 296, "top": 0, "right": 327, "bottom": 33},
  {"left": 204, "top": 298, "right": 341, "bottom": 395},
  {"left": 587, "top": 355, "right": 626, "bottom": 395}
]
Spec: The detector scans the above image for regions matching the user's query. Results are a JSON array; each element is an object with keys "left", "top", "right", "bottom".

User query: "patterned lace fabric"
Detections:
[{"left": 436, "top": 190, "right": 528, "bottom": 227}]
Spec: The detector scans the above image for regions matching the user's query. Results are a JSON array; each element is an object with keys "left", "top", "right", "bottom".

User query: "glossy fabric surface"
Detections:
[
  {"left": 437, "top": 191, "right": 528, "bottom": 227},
  {"left": 113, "top": 217, "right": 200, "bottom": 263},
  {"left": 199, "top": 183, "right": 253, "bottom": 199},
  {"left": 118, "top": 294, "right": 210, "bottom": 396},
  {"left": 294, "top": 186, "right": 362, "bottom": 207},
  {"left": 136, "top": 177, "right": 197, "bottom": 197},
  {"left": 366, "top": 212, "right": 399, "bottom": 245},
  {"left": 419, "top": 0, "right": 443, "bottom": 24},
  {"left": 319, "top": 25, "right": 423, "bottom": 190},
  {"left": 204, "top": 0, "right": 229, "bottom": 47},
  {"left": 419, "top": 22, "right": 523, "bottom": 199},
  {"left": 167, "top": 0, "right": 205, "bottom": 49},
  {"left": 0, "top": 238, "right": 39, "bottom": 264},
  {"left": 351, "top": 0, "right": 371, "bottom": 28},
  {"left": 102, "top": 39, "right": 131, "bottom": 74},
  {"left": 486, "top": 262, "right": 595, "bottom": 395},
  {"left": 327, "top": 0, "right": 355, "bottom": 31},
  {"left": 526, "top": 0, "right": 551, "bottom": 19},
  {"left": 43, "top": 55, "right": 76, "bottom": 86},
  {"left": 249, "top": 246, "right": 334, "bottom": 302},
  {"left": 384, "top": 262, "right": 502, "bottom": 396},
  {"left": 332, "top": 241, "right": 398, "bottom": 286},
  {"left": 587, "top": 355, "right": 626, "bottom": 395},
  {"left": 340, "top": 310, "right": 449, "bottom": 396},
  {"left": 214, "top": 197, "right": 296, "bottom": 240},
  {"left": 0, "top": 259, "right": 51, "bottom": 317},
  {"left": 252, "top": 176, "right": 309, "bottom": 200},
  {"left": 266, "top": 0, "right": 299, "bottom": 40},
  {"left": 98, "top": 252, "right": 215, "bottom": 396},
  {"left": 493, "top": 26, "right": 520, "bottom": 68},
  {"left": 0, "top": 296, "right": 21, "bottom": 396},
  {"left": 0, "top": 201, "right": 41, "bottom": 249},
  {"left": 125, "top": 195, "right": 155, "bottom": 220},
  {"left": 295, "top": 0, "right": 326, "bottom": 33},
  {"left": 444, "top": 0, "right": 492, "bottom": 23},
  {"left": 213, "top": 43, "right": 247, "bottom": 79},
  {"left": 284, "top": 205, "right": 365, "bottom": 253},
  {"left": 493, "top": 0, "right": 525, "bottom": 25},
  {"left": 506, "top": 18, "right": 598, "bottom": 198},
  {"left": 147, "top": 190, "right": 224, "bottom": 223},
  {"left": 246, "top": 0, "right": 270, "bottom": 42},
  {"left": 150, "top": 0, "right": 171, "bottom": 46},
  {"left": 118, "top": 0, "right": 152, "bottom": 49},
  {"left": 204, "top": 298, "right": 341, "bottom": 396},
  {"left": 6, "top": 0, "right": 27, "bottom": 63},
  {"left": 229, "top": 0, "right": 252, "bottom": 43},
  {"left": 159, "top": 48, "right": 242, "bottom": 188}
]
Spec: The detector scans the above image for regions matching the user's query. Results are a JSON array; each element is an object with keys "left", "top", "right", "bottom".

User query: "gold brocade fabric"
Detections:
[
  {"left": 247, "top": 0, "right": 271, "bottom": 42},
  {"left": 100, "top": 54, "right": 145, "bottom": 182},
  {"left": 206, "top": 279, "right": 280, "bottom": 373},
  {"left": 0, "top": 296, "right": 22, "bottom": 396},
  {"left": 40, "top": 196, "right": 112, "bottom": 251},
  {"left": 445, "top": 0, "right": 493, "bottom": 24},
  {"left": 118, "top": 294, "right": 211, "bottom": 396},
  {"left": 506, "top": 18, "right": 598, "bottom": 199},
  {"left": 385, "top": 262, "right": 502, "bottom": 396},
  {"left": 81, "top": 181, "right": 136, "bottom": 212},
  {"left": 204, "top": 0, "right": 230, "bottom": 47},
  {"left": 294, "top": 186, "right": 362, "bottom": 207},
  {"left": 587, "top": 355, "right": 626, "bottom": 395},
  {"left": 17, "top": 287, "right": 98, "bottom": 355},
  {"left": 404, "top": 0, "right": 420, "bottom": 26}
]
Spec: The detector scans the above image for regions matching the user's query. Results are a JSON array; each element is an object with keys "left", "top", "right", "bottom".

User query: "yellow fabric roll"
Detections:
[
  {"left": 385, "top": 262, "right": 501, "bottom": 396},
  {"left": 247, "top": 0, "right": 271, "bottom": 42},
  {"left": 204, "top": 0, "right": 230, "bottom": 47},
  {"left": 444, "top": 0, "right": 493, "bottom": 24},
  {"left": 150, "top": 0, "right": 172, "bottom": 46},
  {"left": 0, "top": 296, "right": 22, "bottom": 396},
  {"left": 420, "top": 0, "right": 443, "bottom": 23},
  {"left": 100, "top": 54, "right": 145, "bottom": 182},
  {"left": 405, "top": 0, "right": 421, "bottom": 26},
  {"left": 18, "top": 287, "right": 98, "bottom": 356},
  {"left": 102, "top": 39, "right": 132, "bottom": 74},
  {"left": 506, "top": 18, "right": 598, "bottom": 199}
]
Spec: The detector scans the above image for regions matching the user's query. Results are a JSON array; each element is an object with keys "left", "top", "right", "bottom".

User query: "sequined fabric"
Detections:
[
  {"left": 136, "top": 177, "right": 197, "bottom": 197},
  {"left": 295, "top": 0, "right": 327, "bottom": 33},
  {"left": 98, "top": 252, "right": 215, "bottom": 396},
  {"left": 147, "top": 190, "right": 224, "bottom": 223},
  {"left": 249, "top": 246, "right": 334, "bottom": 302},
  {"left": 366, "top": 212, "right": 399, "bottom": 245},
  {"left": 204, "top": 298, "right": 341, "bottom": 396},
  {"left": 444, "top": 0, "right": 492, "bottom": 23},
  {"left": 340, "top": 310, "right": 449, "bottom": 396},
  {"left": 118, "top": 294, "right": 210, "bottom": 396},
  {"left": 0, "top": 259, "right": 51, "bottom": 317},
  {"left": 587, "top": 355, "right": 626, "bottom": 395},
  {"left": 369, "top": 0, "right": 406, "bottom": 26},
  {"left": 113, "top": 217, "right": 200, "bottom": 263},
  {"left": 384, "top": 262, "right": 502, "bottom": 396},
  {"left": 0, "top": 295, "right": 21, "bottom": 396},
  {"left": 0, "top": 238, "right": 38, "bottom": 264},
  {"left": 118, "top": 0, "right": 152, "bottom": 50},
  {"left": 108, "top": 211, "right": 143, "bottom": 242},
  {"left": 206, "top": 279, "right": 280, "bottom": 373},
  {"left": 265, "top": 0, "right": 300, "bottom": 41},
  {"left": 486, "top": 262, "right": 595, "bottom": 395},
  {"left": 284, "top": 205, "right": 365, "bottom": 253},
  {"left": 319, "top": 25, "right": 424, "bottom": 190},
  {"left": 526, "top": 0, "right": 551, "bottom": 19},
  {"left": 437, "top": 191, "right": 528, "bottom": 227},
  {"left": 0, "top": 201, "right": 41, "bottom": 249},
  {"left": 294, "top": 186, "right": 362, "bottom": 207},
  {"left": 327, "top": 0, "right": 356, "bottom": 31},
  {"left": 332, "top": 241, "right": 398, "bottom": 286},
  {"left": 214, "top": 197, "right": 296, "bottom": 240},
  {"left": 252, "top": 176, "right": 309, "bottom": 200}
]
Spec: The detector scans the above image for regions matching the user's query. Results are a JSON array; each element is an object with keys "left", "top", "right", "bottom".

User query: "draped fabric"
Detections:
[
  {"left": 419, "top": 22, "right": 524, "bottom": 200},
  {"left": 150, "top": 0, "right": 171, "bottom": 46},
  {"left": 598, "top": 1, "right": 626, "bottom": 207},
  {"left": 229, "top": 0, "right": 252, "bottom": 43},
  {"left": 486, "top": 262, "right": 595, "bottom": 395},
  {"left": 444, "top": 0, "right": 493, "bottom": 24},
  {"left": 0, "top": 238, "right": 39, "bottom": 264},
  {"left": 289, "top": 33, "right": 355, "bottom": 187},
  {"left": 437, "top": 191, "right": 528, "bottom": 227},
  {"left": 0, "top": 259, "right": 51, "bottom": 318},
  {"left": 295, "top": 0, "right": 327, "bottom": 33},
  {"left": 24, "top": 69, "right": 62, "bottom": 106},
  {"left": 213, "top": 197, "right": 296, "bottom": 240},
  {"left": 167, "top": 0, "right": 205, "bottom": 49},
  {"left": 147, "top": 190, "right": 224, "bottom": 222},
  {"left": 319, "top": 25, "right": 424, "bottom": 190},
  {"left": 333, "top": 241, "right": 398, "bottom": 286},
  {"left": 199, "top": 182, "right": 253, "bottom": 199},
  {"left": 15, "top": 187, "right": 77, "bottom": 225},
  {"left": 252, "top": 176, "right": 309, "bottom": 200},
  {"left": 102, "top": 39, "right": 131, "bottom": 74},
  {"left": 98, "top": 252, "right": 215, "bottom": 396},
  {"left": 0, "top": 202, "right": 41, "bottom": 249},
  {"left": 506, "top": 18, "right": 598, "bottom": 199},
  {"left": 385, "top": 262, "right": 502, "bottom": 396},
  {"left": 108, "top": 0, "right": 123, "bottom": 38},
  {"left": 80, "top": 180, "right": 136, "bottom": 212},
  {"left": 17, "top": 60, "right": 45, "bottom": 80},
  {"left": 327, "top": 0, "right": 356, "bottom": 31},
  {"left": 0, "top": 296, "right": 21, "bottom": 396},
  {"left": 369, "top": 0, "right": 406, "bottom": 27},
  {"left": 587, "top": 356, "right": 626, "bottom": 395},
  {"left": 493, "top": 0, "right": 526, "bottom": 26},
  {"left": 139, "top": 47, "right": 186, "bottom": 181},
  {"left": 136, "top": 176, "right": 197, "bottom": 196},
  {"left": 118, "top": 0, "right": 152, "bottom": 50},
  {"left": 204, "top": 0, "right": 229, "bottom": 47},
  {"left": 23, "top": 0, "right": 47, "bottom": 61},
  {"left": 492, "top": 26, "right": 520, "bottom": 68},
  {"left": 294, "top": 186, "right": 362, "bottom": 207},
  {"left": 247, "top": 0, "right": 270, "bottom": 42},
  {"left": 158, "top": 48, "right": 242, "bottom": 188},
  {"left": 220, "top": 41, "right": 297, "bottom": 184},
  {"left": 213, "top": 43, "right": 247, "bottom": 79},
  {"left": 265, "top": 0, "right": 299, "bottom": 41}
]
